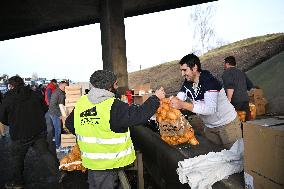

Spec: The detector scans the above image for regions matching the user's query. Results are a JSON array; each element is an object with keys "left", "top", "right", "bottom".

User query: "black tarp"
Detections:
[{"left": 130, "top": 124, "right": 244, "bottom": 189}]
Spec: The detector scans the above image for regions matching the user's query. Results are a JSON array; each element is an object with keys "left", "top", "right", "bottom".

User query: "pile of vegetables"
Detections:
[
  {"left": 249, "top": 103, "right": 256, "bottom": 120},
  {"left": 156, "top": 98, "right": 199, "bottom": 145},
  {"left": 59, "top": 144, "right": 87, "bottom": 172},
  {"left": 237, "top": 111, "right": 246, "bottom": 122}
]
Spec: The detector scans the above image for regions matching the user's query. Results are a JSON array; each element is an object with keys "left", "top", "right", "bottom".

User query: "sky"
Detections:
[{"left": 0, "top": 0, "right": 283, "bottom": 82}]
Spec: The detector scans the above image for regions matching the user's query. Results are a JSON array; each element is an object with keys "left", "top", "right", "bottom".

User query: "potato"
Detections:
[
  {"left": 189, "top": 137, "right": 199, "bottom": 145},
  {"left": 167, "top": 111, "right": 177, "bottom": 120}
]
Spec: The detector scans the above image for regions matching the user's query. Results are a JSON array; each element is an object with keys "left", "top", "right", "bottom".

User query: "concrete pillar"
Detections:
[{"left": 100, "top": 0, "right": 128, "bottom": 95}]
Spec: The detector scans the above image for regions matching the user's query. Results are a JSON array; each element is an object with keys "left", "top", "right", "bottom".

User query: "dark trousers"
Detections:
[
  {"left": 232, "top": 101, "right": 250, "bottom": 121},
  {"left": 10, "top": 132, "right": 59, "bottom": 185},
  {"left": 88, "top": 169, "right": 122, "bottom": 189}
]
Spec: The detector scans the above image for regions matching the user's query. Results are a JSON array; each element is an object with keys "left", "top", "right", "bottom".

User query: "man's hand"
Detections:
[
  {"left": 170, "top": 96, "right": 194, "bottom": 111},
  {"left": 170, "top": 96, "right": 184, "bottom": 109},
  {"left": 155, "top": 87, "right": 165, "bottom": 100},
  {"left": 60, "top": 116, "right": 67, "bottom": 127}
]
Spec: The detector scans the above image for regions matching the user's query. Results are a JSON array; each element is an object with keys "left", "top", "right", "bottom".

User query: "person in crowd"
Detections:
[
  {"left": 45, "top": 79, "right": 57, "bottom": 105},
  {"left": 170, "top": 53, "right": 242, "bottom": 149},
  {"left": 0, "top": 91, "right": 6, "bottom": 137},
  {"left": 65, "top": 70, "right": 165, "bottom": 189},
  {"left": 30, "top": 84, "right": 37, "bottom": 92},
  {"left": 0, "top": 76, "right": 62, "bottom": 188},
  {"left": 222, "top": 56, "right": 254, "bottom": 121},
  {"left": 37, "top": 84, "right": 46, "bottom": 97},
  {"left": 48, "top": 81, "right": 68, "bottom": 152}
]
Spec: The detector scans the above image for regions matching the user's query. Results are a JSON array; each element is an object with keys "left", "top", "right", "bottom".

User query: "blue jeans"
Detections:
[
  {"left": 45, "top": 112, "right": 57, "bottom": 157},
  {"left": 49, "top": 114, "right": 61, "bottom": 149}
]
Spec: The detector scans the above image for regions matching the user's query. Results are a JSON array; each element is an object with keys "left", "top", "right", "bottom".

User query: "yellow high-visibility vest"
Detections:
[{"left": 74, "top": 95, "right": 135, "bottom": 170}]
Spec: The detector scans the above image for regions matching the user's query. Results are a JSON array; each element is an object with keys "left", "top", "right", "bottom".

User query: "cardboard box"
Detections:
[
  {"left": 255, "top": 103, "right": 265, "bottom": 116},
  {"left": 254, "top": 98, "right": 268, "bottom": 116},
  {"left": 248, "top": 89, "right": 263, "bottom": 103},
  {"left": 61, "top": 134, "right": 76, "bottom": 147},
  {"left": 65, "top": 85, "right": 81, "bottom": 91},
  {"left": 243, "top": 122, "right": 284, "bottom": 188},
  {"left": 65, "top": 94, "right": 81, "bottom": 102},
  {"left": 65, "top": 90, "right": 81, "bottom": 95},
  {"left": 244, "top": 171, "right": 283, "bottom": 189}
]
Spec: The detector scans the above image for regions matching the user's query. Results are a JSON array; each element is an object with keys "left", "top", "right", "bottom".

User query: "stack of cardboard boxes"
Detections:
[
  {"left": 64, "top": 85, "right": 82, "bottom": 114},
  {"left": 61, "top": 85, "right": 82, "bottom": 148},
  {"left": 248, "top": 89, "right": 268, "bottom": 116},
  {"left": 243, "top": 119, "right": 284, "bottom": 189}
]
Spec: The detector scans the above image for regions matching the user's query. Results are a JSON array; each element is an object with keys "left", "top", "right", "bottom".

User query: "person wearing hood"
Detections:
[
  {"left": 170, "top": 53, "right": 242, "bottom": 149},
  {"left": 0, "top": 76, "right": 62, "bottom": 189},
  {"left": 44, "top": 79, "right": 57, "bottom": 105},
  {"left": 65, "top": 70, "right": 165, "bottom": 189}
]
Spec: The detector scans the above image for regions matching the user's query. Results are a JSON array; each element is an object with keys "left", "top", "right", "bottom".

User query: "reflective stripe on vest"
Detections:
[
  {"left": 77, "top": 132, "right": 130, "bottom": 144},
  {"left": 81, "top": 145, "right": 134, "bottom": 160}
]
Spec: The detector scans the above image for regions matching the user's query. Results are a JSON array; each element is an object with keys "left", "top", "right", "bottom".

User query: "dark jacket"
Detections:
[
  {"left": 0, "top": 86, "right": 48, "bottom": 140},
  {"left": 222, "top": 67, "right": 254, "bottom": 103},
  {"left": 65, "top": 95, "right": 160, "bottom": 135},
  {"left": 48, "top": 88, "right": 65, "bottom": 117},
  {"left": 0, "top": 91, "right": 3, "bottom": 104}
]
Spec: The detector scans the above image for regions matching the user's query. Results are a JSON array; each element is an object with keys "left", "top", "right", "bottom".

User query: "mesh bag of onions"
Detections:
[
  {"left": 156, "top": 98, "right": 199, "bottom": 145},
  {"left": 59, "top": 144, "right": 87, "bottom": 172}
]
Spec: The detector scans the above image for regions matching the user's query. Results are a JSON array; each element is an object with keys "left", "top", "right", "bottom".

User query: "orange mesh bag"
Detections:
[
  {"left": 156, "top": 98, "right": 199, "bottom": 145},
  {"left": 59, "top": 144, "right": 87, "bottom": 172}
]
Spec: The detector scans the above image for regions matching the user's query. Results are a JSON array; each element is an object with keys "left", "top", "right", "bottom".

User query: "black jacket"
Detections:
[
  {"left": 0, "top": 86, "right": 48, "bottom": 140},
  {"left": 65, "top": 95, "right": 160, "bottom": 134}
]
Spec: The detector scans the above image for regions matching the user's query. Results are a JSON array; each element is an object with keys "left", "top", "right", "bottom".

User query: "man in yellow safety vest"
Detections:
[{"left": 65, "top": 70, "right": 165, "bottom": 188}]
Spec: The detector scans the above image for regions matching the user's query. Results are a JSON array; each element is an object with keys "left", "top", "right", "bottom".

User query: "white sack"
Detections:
[{"left": 177, "top": 139, "right": 244, "bottom": 189}]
